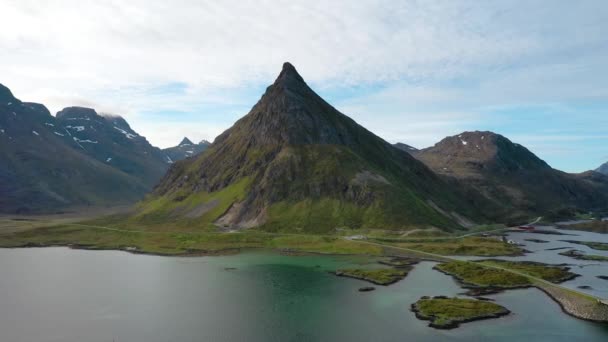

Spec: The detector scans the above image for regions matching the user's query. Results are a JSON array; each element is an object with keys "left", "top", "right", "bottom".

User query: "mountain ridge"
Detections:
[{"left": 0, "top": 83, "right": 168, "bottom": 213}]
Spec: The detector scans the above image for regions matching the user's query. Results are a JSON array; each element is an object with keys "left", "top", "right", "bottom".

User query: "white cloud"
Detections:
[{"left": 0, "top": 0, "right": 607, "bottom": 168}]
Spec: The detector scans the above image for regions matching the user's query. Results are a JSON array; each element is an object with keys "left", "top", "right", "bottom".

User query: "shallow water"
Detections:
[{"left": 0, "top": 247, "right": 606, "bottom": 341}]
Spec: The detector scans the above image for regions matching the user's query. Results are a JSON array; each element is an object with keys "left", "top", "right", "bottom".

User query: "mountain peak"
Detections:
[
  {"left": 271, "top": 62, "right": 306, "bottom": 90},
  {"left": 179, "top": 137, "right": 193, "bottom": 146},
  {"left": 56, "top": 106, "right": 100, "bottom": 120},
  {"left": 0, "top": 83, "right": 17, "bottom": 103},
  {"left": 417, "top": 130, "right": 550, "bottom": 178}
]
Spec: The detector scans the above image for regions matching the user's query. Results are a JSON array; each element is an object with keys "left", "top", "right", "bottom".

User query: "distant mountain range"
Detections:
[
  {"left": 0, "top": 83, "right": 217, "bottom": 213},
  {"left": 2, "top": 64, "right": 607, "bottom": 227},
  {"left": 55, "top": 106, "right": 169, "bottom": 187},
  {"left": 162, "top": 137, "right": 210, "bottom": 163},
  {"left": 409, "top": 131, "right": 608, "bottom": 221},
  {"left": 0, "top": 84, "right": 156, "bottom": 213}
]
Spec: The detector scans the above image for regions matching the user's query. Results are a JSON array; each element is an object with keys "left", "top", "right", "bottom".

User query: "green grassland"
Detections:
[
  {"left": 476, "top": 260, "right": 578, "bottom": 283},
  {"left": 0, "top": 223, "right": 384, "bottom": 256},
  {"left": 377, "top": 236, "right": 524, "bottom": 256},
  {"left": 435, "top": 260, "right": 577, "bottom": 289},
  {"left": 435, "top": 261, "right": 531, "bottom": 288}
]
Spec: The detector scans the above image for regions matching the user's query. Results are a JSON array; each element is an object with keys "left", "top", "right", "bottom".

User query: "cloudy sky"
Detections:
[{"left": 1, "top": 0, "right": 607, "bottom": 172}]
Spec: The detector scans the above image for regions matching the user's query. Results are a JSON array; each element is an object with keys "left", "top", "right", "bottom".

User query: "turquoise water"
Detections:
[{"left": 0, "top": 248, "right": 606, "bottom": 341}]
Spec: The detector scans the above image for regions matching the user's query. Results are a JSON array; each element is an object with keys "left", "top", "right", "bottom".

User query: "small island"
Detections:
[
  {"left": 559, "top": 250, "right": 608, "bottom": 262},
  {"left": 559, "top": 240, "right": 608, "bottom": 251},
  {"left": 524, "top": 238, "right": 549, "bottom": 243},
  {"left": 434, "top": 260, "right": 578, "bottom": 294},
  {"left": 333, "top": 268, "right": 408, "bottom": 285},
  {"left": 411, "top": 296, "right": 510, "bottom": 329}
]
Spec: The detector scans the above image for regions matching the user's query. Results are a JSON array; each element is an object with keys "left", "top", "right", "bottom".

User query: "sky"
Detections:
[{"left": 1, "top": 0, "right": 607, "bottom": 172}]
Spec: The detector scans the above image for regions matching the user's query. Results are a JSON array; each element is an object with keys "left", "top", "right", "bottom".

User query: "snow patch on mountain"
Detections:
[
  {"left": 73, "top": 137, "right": 98, "bottom": 144},
  {"left": 114, "top": 126, "right": 137, "bottom": 139},
  {"left": 67, "top": 125, "right": 85, "bottom": 132}
]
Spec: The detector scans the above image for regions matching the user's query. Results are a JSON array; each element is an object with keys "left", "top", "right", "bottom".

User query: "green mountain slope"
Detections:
[{"left": 134, "top": 63, "right": 487, "bottom": 233}]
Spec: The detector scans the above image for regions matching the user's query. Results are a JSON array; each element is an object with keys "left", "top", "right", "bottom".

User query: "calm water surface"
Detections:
[{"left": 0, "top": 247, "right": 607, "bottom": 342}]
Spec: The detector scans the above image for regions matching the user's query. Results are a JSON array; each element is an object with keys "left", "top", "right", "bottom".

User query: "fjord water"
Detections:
[{"left": 0, "top": 248, "right": 606, "bottom": 342}]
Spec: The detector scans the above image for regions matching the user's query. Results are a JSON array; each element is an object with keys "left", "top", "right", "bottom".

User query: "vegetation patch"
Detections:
[
  {"left": 435, "top": 261, "right": 531, "bottom": 289},
  {"left": 559, "top": 240, "right": 608, "bottom": 251},
  {"left": 559, "top": 250, "right": 608, "bottom": 262},
  {"left": 380, "top": 237, "right": 524, "bottom": 256},
  {"left": 411, "top": 296, "right": 510, "bottom": 329},
  {"left": 476, "top": 260, "right": 579, "bottom": 283},
  {"left": 0, "top": 224, "right": 383, "bottom": 256},
  {"left": 333, "top": 268, "right": 408, "bottom": 285}
]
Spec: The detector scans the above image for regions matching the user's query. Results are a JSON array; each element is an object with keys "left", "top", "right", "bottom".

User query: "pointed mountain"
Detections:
[
  {"left": 179, "top": 137, "right": 194, "bottom": 146},
  {"left": 162, "top": 137, "right": 210, "bottom": 162},
  {"left": 393, "top": 143, "right": 418, "bottom": 153},
  {"left": 0, "top": 85, "right": 148, "bottom": 213},
  {"left": 597, "top": 161, "right": 608, "bottom": 176},
  {"left": 55, "top": 107, "right": 169, "bottom": 186},
  {"left": 135, "top": 63, "right": 486, "bottom": 232},
  {"left": 415, "top": 131, "right": 608, "bottom": 220}
]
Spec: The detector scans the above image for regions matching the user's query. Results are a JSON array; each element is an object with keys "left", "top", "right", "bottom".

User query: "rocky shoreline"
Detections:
[{"left": 536, "top": 285, "right": 608, "bottom": 323}]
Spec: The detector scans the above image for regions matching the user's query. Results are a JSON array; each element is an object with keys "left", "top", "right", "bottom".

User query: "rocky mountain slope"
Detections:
[
  {"left": 55, "top": 106, "right": 169, "bottom": 187},
  {"left": 413, "top": 131, "right": 608, "bottom": 221},
  {"left": 597, "top": 161, "right": 608, "bottom": 176},
  {"left": 162, "top": 137, "right": 210, "bottom": 162},
  {"left": 0, "top": 84, "right": 150, "bottom": 213},
  {"left": 393, "top": 142, "right": 418, "bottom": 153},
  {"left": 133, "top": 63, "right": 488, "bottom": 232}
]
